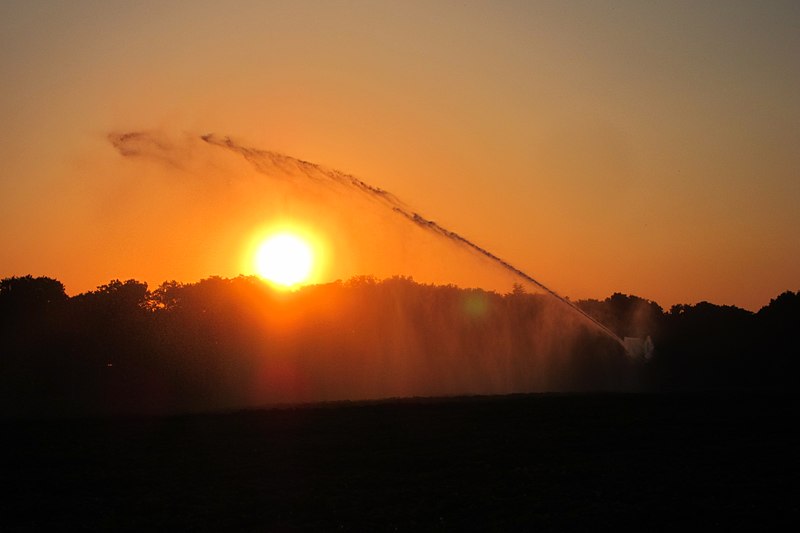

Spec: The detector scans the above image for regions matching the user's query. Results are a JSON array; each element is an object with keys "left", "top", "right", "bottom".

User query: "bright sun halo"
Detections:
[{"left": 254, "top": 233, "right": 314, "bottom": 288}]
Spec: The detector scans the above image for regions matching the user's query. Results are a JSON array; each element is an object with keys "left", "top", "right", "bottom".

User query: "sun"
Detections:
[{"left": 254, "top": 233, "right": 314, "bottom": 288}]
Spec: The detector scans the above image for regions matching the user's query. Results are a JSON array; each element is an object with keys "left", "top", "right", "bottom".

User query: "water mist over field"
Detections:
[{"left": 36, "top": 130, "right": 629, "bottom": 412}]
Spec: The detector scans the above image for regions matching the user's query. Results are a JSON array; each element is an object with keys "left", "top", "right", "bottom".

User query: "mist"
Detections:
[{"left": 0, "top": 130, "right": 647, "bottom": 414}]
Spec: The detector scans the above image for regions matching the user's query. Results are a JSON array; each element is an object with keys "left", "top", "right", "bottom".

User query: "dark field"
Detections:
[{"left": 4, "top": 393, "right": 799, "bottom": 530}]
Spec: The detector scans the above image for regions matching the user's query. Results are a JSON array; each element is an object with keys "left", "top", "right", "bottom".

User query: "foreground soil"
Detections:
[{"left": 3, "top": 393, "right": 799, "bottom": 530}]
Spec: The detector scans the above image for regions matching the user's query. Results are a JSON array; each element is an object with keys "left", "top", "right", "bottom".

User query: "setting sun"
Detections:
[{"left": 254, "top": 233, "right": 314, "bottom": 288}]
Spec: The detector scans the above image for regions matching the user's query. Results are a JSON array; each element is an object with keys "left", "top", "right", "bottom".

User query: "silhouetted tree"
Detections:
[
  {"left": 756, "top": 290, "right": 800, "bottom": 390},
  {"left": 0, "top": 275, "right": 66, "bottom": 319}
]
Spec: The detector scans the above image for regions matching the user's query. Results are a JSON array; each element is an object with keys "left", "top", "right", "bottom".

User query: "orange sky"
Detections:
[{"left": 2, "top": 1, "right": 798, "bottom": 310}]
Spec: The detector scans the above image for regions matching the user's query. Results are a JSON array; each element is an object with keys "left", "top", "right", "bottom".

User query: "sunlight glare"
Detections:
[{"left": 254, "top": 233, "right": 314, "bottom": 288}]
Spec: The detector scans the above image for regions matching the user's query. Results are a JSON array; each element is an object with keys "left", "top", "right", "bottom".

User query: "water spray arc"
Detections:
[
  {"left": 198, "top": 134, "right": 627, "bottom": 349},
  {"left": 392, "top": 210, "right": 625, "bottom": 347}
]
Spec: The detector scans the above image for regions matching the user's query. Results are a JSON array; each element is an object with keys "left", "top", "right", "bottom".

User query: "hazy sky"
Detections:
[{"left": 2, "top": 0, "right": 798, "bottom": 310}]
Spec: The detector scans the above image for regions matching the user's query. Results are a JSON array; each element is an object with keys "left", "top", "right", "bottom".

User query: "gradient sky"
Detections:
[{"left": 2, "top": 0, "right": 798, "bottom": 310}]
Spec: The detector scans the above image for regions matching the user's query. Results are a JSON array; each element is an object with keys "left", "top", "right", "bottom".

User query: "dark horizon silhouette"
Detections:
[{"left": 2, "top": 273, "right": 797, "bottom": 418}]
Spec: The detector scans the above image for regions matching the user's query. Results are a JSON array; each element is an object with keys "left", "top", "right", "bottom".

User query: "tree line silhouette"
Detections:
[{"left": 1, "top": 274, "right": 797, "bottom": 416}]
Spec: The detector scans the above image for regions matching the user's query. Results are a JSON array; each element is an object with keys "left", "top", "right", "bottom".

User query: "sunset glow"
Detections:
[{"left": 254, "top": 233, "right": 314, "bottom": 288}]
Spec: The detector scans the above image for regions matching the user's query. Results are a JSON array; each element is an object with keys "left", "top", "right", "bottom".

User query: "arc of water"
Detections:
[{"left": 200, "top": 134, "right": 626, "bottom": 348}]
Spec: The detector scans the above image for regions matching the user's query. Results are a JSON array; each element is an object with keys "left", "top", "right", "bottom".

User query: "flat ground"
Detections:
[{"left": 3, "top": 393, "right": 799, "bottom": 530}]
